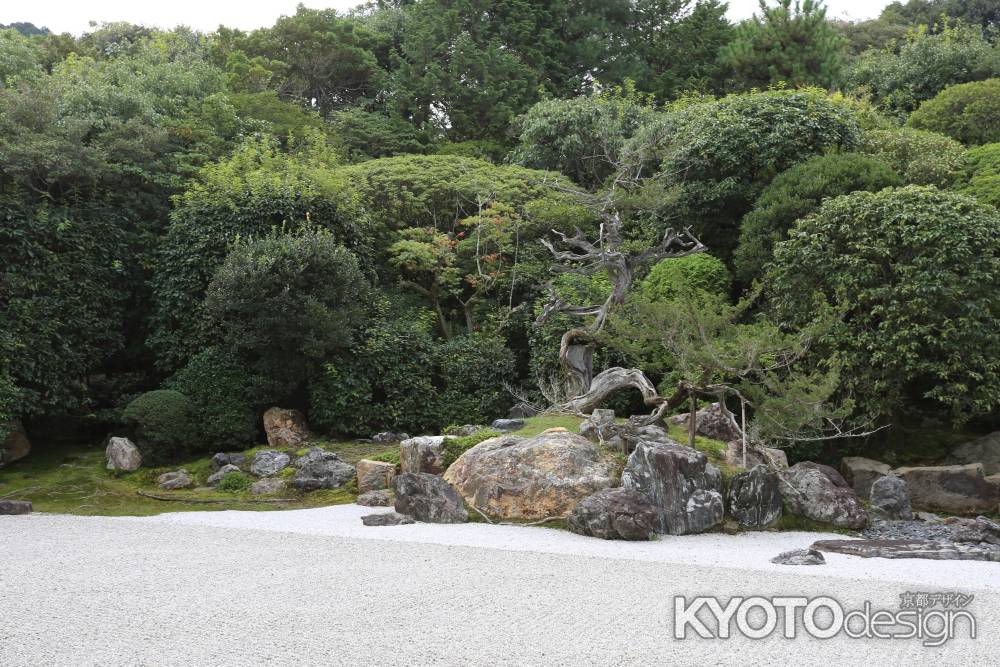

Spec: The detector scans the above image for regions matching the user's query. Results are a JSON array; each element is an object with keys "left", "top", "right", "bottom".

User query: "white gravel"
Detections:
[{"left": 1, "top": 507, "right": 998, "bottom": 666}]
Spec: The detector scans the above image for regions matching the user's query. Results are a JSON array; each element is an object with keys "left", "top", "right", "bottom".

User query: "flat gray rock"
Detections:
[
  {"left": 771, "top": 548, "right": 825, "bottom": 565},
  {"left": 811, "top": 538, "right": 1000, "bottom": 562},
  {"left": 0, "top": 499, "right": 32, "bottom": 515},
  {"left": 361, "top": 512, "right": 415, "bottom": 526},
  {"left": 250, "top": 451, "right": 291, "bottom": 477}
]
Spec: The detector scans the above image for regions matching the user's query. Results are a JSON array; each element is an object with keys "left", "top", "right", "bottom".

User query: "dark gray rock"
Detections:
[
  {"left": 771, "top": 549, "right": 825, "bottom": 565},
  {"left": 250, "top": 450, "right": 291, "bottom": 477},
  {"left": 870, "top": 475, "right": 912, "bottom": 520},
  {"left": 393, "top": 473, "right": 468, "bottom": 523},
  {"left": 250, "top": 478, "right": 286, "bottom": 495},
  {"left": 372, "top": 431, "right": 409, "bottom": 444},
  {"left": 811, "top": 538, "right": 1000, "bottom": 562},
  {"left": 840, "top": 456, "right": 892, "bottom": 499},
  {"left": 362, "top": 511, "right": 415, "bottom": 526},
  {"left": 290, "top": 448, "right": 355, "bottom": 490},
  {"left": 211, "top": 452, "right": 247, "bottom": 472},
  {"left": 357, "top": 490, "right": 394, "bottom": 507},
  {"left": 157, "top": 469, "right": 194, "bottom": 490},
  {"left": 568, "top": 488, "right": 657, "bottom": 540},
  {"left": 443, "top": 425, "right": 484, "bottom": 437},
  {"left": 893, "top": 463, "right": 999, "bottom": 514},
  {"left": 491, "top": 418, "right": 525, "bottom": 432},
  {"left": 400, "top": 436, "right": 453, "bottom": 475},
  {"left": 948, "top": 431, "right": 1000, "bottom": 475},
  {"left": 726, "top": 464, "right": 782, "bottom": 530},
  {"left": 0, "top": 499, "right": 32, "bottom": 515},
  {"left": 207, "top": 464, "right": 241, "bottom": 486},
  {"left": 621, "top": 439, "right": 724, "bottom": 535},
  {"left": 781, "top": 462, "right": 868, "bottom": 530}
]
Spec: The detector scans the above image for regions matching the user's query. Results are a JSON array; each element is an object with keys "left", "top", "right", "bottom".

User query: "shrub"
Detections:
[
  {"left": 908, "top": 79, "right": 1000, "bottom": 146},
  {"left": 204, "top": 228, "right": 371, "bottom": 402},
  {"left": 216, "top": 471, "right": 253, "bottom": 492},
  {"left": 963, "top": 143, "right": 1000, "bottom": 209},
  {"left": 436, "top": 334, "right": 516, "bottom": 425},
  {"left": 166, "top": 348, "right": 258, "bottom": 450},
  {"left": 122, "top": 390, "right": 198, "bottom": 464},
  {"left": 767, "top": 186, "right": 1000, "bottom": 424},
  {"left": 637, "top": 254, "right": 731, "bottom": 303},
  {"left": 734, "top": 152, "right": 901, "bottom": 283},
  {"left": 860, "top": 127, "right": 967, "bottom": 187},
  {"left": 441, "top": 430, "right": 502, "bottom": 470}
]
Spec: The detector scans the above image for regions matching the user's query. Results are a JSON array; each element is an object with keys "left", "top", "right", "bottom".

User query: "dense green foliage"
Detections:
[
  {"left": 907, "top": 78, "right": 1000, "bottom": 145},
  {"left": 734, "top": 153, "right": 902, "bottom": 282},
  {"left": 4, "top": 1, "right": 1000, "bottom": 457},
  {"left": 441, "top": 429, "right": 503, "bottom": 469},
  {"left": 767, "top": 187, "right": 1000, "bottom": 423},
  {"left": 122, "top": 390, "right": 198, "bottom": 464}
]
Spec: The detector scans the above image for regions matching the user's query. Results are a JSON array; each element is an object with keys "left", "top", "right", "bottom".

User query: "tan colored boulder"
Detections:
[
  {"left": 444, "top": 431, "right": 615, "bottom": 521},
  {"left": 262, "top": 408, "right": 309, "bottom": 448},
  {"left": 893, "top": 463, "right": 999, "bottom": 514},
  {"left": 0, "top": 420, "right": 31, "bottom": 466},
  {"left": 840, "top": 456, "right": 892, "bottom": 499},
  {"left": 357, "top": 459, "right": 396, "bottom": 494},
  {"left": 400, "top": 436, "right": 454, "bottom": 475},
  {"left": 106, "top": 437, "right": 141, "bottom": 471}
]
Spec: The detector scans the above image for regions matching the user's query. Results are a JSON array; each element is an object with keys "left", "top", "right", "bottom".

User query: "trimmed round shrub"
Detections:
[
  {"left": 436, "top": 334, "right": 516, "bottom": 425},
  {"left": 122, "top": 390, "right": 198, "bottom": 464},
  {"left": 767, "top": 186, "right": 1000, "bottom": 424},
  {"left": 963, "top": 142, "right": 1000, "bottom": 209},
  {"left": 166, "top": 347, "right": 258, "bottom": 450},
  {"left": 860, "top": 127, "right": 967, "bottom": 187},
  {"left": 734, "top": 152, "right": 901, "bottom": 282},
  {"left": 216, "top": 471, "right": 253, "bottom": 492},
  {"left": 908, "top": 79, "right": 1000, "bottom": 146},
  {"left": 638, "top": 254, "right": 730, "bottom": 303}
]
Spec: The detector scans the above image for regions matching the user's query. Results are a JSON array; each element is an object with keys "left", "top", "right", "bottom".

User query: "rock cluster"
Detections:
[{"left": 208, "top": 464, "right": 241, "bottom": 486}]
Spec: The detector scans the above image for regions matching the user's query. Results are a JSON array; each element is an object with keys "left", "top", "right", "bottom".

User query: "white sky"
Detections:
[{"left": 4, "top": 1, "right": 895, "bottom": 36}]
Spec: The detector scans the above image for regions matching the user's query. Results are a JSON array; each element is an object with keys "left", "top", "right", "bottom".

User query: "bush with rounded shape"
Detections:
[
  {"left": 638, "top": 254, "right": 731, "bottom": 303},
  {"left": 860, "top": 127, "right": 967, "bottom": 188},
  {"left": 656, "top": 88, "right": 862, "bottom": 260},
  {"left": 963, "top": 142, "right": 1000, "bottom": 209},
  {"left": 436, "top": 334, "right": 516, "bottom": 425},
  {"left": 216, "top": 471, "right": 253, "bottom": 492},
  {"left": 734, "top": 152, "right": 901, "bottom": 283},
  {"left": 908, "top": 79, "right": 1000, "bottom": 146},
  {"left": 767, "top": 186, "right": 1000, "bottom": 424},
  {"left": 205, "top": 229, "right": 371, "bottom": 401},
  {"left": 166, "top": 348, "right": 258, "bottom": 450},
  {"left": 122, "top": 390, "right": 198, "bottom": 464}
]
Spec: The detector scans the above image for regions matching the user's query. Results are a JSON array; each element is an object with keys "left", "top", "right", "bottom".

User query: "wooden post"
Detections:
[
  {"left": 741, "top": 397, "right": 747, "bottom": 468},
  {"left": 688, "top": 392, "right": 697, "bottom": 449}
]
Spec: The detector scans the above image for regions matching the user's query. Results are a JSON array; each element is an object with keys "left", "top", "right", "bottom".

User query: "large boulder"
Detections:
[
  {"left": 262, "top": 407, "right": 309, "bottom": 449},
  {"left": 443, "top": 430, "right": 615, "bottom": 521},
  {"left": 840, "top": 456, "right": 892, "bottom": 499},
  {"left": 726, "top": 464, "right": 782, "bottom": 530},
  {"left": 948, "top": 431, "right": 1000, "bottom": 475},
  {"left": 400, "top": 436, "right": 454, "bottom": 475},
  {"left": 0, "top": 500, "right": 32, "bottom": 515},
  {"left": 393, "top": 473, "right": 468, "bottom": 523},
  {"left": 290, "top": 448, "right": 355, "bottom": 491},
  {"left": 157, "top": 469, "right": 194, "bottom": 490},
  {"left": 568, "top": 488, "right": 658, "bottom": 541},
  {"left": 0, "top": 420, "right": 31, "bottom": 466},
  {"left": 781, "top": 462, "right": 868, "bottom": 530},
  {"left": 870, "top": 475, "right": 913, "bottom": 520},
  {"left": 106, "top": 437, "right": 141, "bottom": 471},
  {"left": 621, "top": 439, "right": 724, "bottom": 535},
  {"left": 356, "top": 459, "right": 396, "bottom": 494},
  {"left": 893, "top": 463, "right": 999, "bottom": 514},
  {"left": 668, "top": 403, "right": 741, "bottom": 442},
  {"left": 250, "top": 450, "right": 291, "bottom": 477}
]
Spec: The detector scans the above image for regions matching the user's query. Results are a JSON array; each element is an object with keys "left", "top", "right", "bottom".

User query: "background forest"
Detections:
[{"left": 2, "top": 0, "right": 1000, "bottom": 465}]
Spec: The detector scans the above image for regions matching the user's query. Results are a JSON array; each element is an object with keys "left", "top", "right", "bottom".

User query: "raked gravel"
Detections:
[{"left": 1, "top": 505, "right": 998, "bottom": 666}]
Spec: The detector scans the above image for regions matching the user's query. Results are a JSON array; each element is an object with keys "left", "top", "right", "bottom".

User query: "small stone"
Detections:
[
  {"left": 250, "top": 478, "right": 286, "bottom": 495},
  {"left": 106, "top": 437, "right": 141, "bottom": 471},
  {"left": 361, "top": 512, "right": 415, "bottom": 526},
  {"left": 357, "top": 490, "right": 394, "bottom": 507},
  {"left": 157, "top": 469, "right": 194, "bottom": 490},
  {"left": 251, "top": 450, "right": 291, "bottom": 477},
  {"left": 208, "top": 464, "right": 241, "bottom": 486},
  {"left": 0, "top": 499, "right": 32, "bottom": 515},
  {"left": 771, "top": 549, "right": 825, "bottom": 565},
  {"left": 491, "top": 418, "right": 524, "bottom": 432}
]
